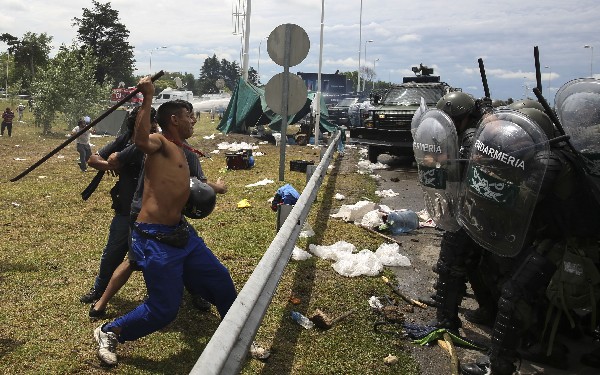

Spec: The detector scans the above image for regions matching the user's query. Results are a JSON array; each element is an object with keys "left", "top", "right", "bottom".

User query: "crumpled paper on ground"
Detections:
[
  {"left": 375, "top": 189, "right": 399, "bottom": 197},
  {"left": 307, "top": 241, "right": 411, "bottom": 277},
  {"left": 375, "top": 243, "right": 411, "bottom": 267},
  {"left": 292, "top": 246, "right": 313, "bottom": 260},
  {"left": 245, "top": 179, "right": 274, "bottom": 187},
  {"left": 330, "top": 200, "right": 379, "bottom": 222}
]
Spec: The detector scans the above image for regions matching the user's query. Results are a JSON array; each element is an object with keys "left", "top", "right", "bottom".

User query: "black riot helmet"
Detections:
[
  {"left": 183, "top": 177, "right": 216, "bottom": 219},
  {"left": 516, "top": 108, "right": 556, "bottom": 139},
  {"left": 436, "top": 92, "right": 476, "bottom": 118},
  {"left": 508, "top": 99, "right": 545, "bottom": 112}
]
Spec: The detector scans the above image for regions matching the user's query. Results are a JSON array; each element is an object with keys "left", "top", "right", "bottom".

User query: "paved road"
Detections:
[{"left": 369, "top": 153, "right": 599, "bottom": 375}]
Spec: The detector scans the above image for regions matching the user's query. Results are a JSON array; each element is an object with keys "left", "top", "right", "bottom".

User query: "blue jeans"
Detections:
[
  {"left": 106, "top": 222, "right": 237, "bottom": 342},
  {"left": 77, "top": 143, "right": 92, "bottom": 171},
  {"left": 93, "top": 214, "right": 130, "bottom": 293}
]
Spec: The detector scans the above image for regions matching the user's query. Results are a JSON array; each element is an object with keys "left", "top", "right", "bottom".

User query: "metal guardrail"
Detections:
[{"left": 190, "top": 131, "right": 341, "bottom": 375}]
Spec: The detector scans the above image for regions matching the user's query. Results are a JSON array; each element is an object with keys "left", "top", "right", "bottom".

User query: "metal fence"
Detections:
[{"left": 190, "top": 131, "right": 341, "bottom": 375}]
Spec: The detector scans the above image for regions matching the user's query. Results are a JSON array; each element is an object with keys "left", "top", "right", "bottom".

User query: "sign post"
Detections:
[{"left": 264, "top": 24, "right": 310, "bottom": 181}]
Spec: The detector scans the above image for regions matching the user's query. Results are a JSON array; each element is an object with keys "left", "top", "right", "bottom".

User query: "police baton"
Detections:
[
  {"left": 10, "top": 71, "right": 165, "bottom": 182},
  {"left": 534, "top": 46, "right": 543, "bottom": 93},
  {"left": 478, "top": 58, "right": 491, "bottom": 99}
]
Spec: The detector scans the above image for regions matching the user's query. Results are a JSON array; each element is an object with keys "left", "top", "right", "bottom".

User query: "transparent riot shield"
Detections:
[
  {"left": 555, "top": 78, "right": 600, "bottom": 202},
  {"left": 413, "top": 109, "right": 461, "bottom": 231},
  {"left": 458, "top": 110, "right": 549, "bottom": 257}
]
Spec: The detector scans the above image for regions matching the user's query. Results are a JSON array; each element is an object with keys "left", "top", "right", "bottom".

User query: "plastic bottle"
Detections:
[
  {"left": 291, "top": 311, "right": 314, "bottom": 329},
  {"left": 386, "top": 210, "right": 419, "bottom": 235}
]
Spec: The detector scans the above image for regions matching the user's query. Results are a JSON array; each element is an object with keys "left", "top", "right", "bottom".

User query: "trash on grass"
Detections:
[
  {"left": 384, "top": 354, "right": 399, "bottom": 365},
  {"left": 237, "top": 199, "right": 251, "bottom": 208},
  {"left": 330, "top": 200, "right": 379, "bottom": 222},
  {"left": 245, "top": 178, "right": 274, "bottom": 187},
  {"left": 292, "top": 246, "right": 313, "bottom": 260},
  {"left": 250, "top": 341, "right": 271, "bottom": 360}
]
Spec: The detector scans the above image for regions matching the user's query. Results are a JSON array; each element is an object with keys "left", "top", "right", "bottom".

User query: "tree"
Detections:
[
  {"left": 197, "top": 55, "right": 221, "bottom": 94},
  {"left": 30, "top": 45, "right": 111, "bottom": 134},
  {"left": 1, "top": 32, "right": 53, "bottom": 95},
  {"left": 220, "top": 59, "right": 241, "bottom": 92},
  {"left": 247, "top": 67, "right": 259, "bottom": 86},
  {"left": 73, "top": 1, "right": 135, "bottom": 87}
]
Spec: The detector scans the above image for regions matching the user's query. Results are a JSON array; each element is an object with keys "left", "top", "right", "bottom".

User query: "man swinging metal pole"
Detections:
[{"left": 10, "top": 71, "right": 165, "bottom": 182}]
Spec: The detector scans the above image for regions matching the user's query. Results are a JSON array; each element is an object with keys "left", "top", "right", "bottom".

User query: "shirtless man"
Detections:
[{"left": 93, "top": 76, "right": 237, "bottom": 366}]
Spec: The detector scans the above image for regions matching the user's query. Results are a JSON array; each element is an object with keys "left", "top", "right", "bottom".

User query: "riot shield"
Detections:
[
  {"left": 411, "top": 97, "right": 429, "bottom": 137},
  {"left": 413, "top": 109, "right": 461, "bottom": 231},
  {"left": 555, "top": 78, "right": 600, "bottom": 203},
  {"left": 457, "top": 110, "right": 549, "bottom": 257}
]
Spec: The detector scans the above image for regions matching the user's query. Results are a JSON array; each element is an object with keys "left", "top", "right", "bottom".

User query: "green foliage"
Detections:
[
  {"left": 0, "top": 32, "right": 53, "bottom": 95},
  {"left": 197, "top": 55, "right": 245, "bottom": 94},
  {"left": 72, "top": 0, "right": 135, "bottom": 86},
  {"left": 30, "top": 45, "right": 112, "bottom": 134}
]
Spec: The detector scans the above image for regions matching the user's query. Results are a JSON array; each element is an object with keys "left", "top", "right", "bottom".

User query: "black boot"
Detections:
[
  {"left": 428, "top": 274, "right": 466, "bottom": 331},
  {"left": 461, "top": 354, "right": 516, "bottom": 375}
]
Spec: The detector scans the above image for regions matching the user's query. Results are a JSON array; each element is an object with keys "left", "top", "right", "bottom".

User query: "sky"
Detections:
[{"left": 1, "top": 0, "right": 599, "bottom": 102}]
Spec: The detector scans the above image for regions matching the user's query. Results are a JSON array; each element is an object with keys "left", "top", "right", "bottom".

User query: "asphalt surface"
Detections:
[{"left": 355, "top": 150, "right": 600, "bottom": 375}]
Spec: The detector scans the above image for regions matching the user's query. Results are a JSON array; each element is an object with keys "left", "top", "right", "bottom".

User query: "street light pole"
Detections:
[
  {"left": 372, "top": 58, "right": 379, "bottom": 91},
  {"left": 363, "top": 40, "right": 373, "bottom": 91},
  {"left": 584, "top": 45, "right": 594, "bottom": 77},
  {"left": 149, "top": 46, "right": 168, "bottom": 75},
  {"left": 357, "top": 0, "right": 363, "bottom": 94}
]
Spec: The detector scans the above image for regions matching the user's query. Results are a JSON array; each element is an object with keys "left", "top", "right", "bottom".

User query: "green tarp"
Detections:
[{"left": 217, "top": 77, "right": 337, "bottom": 134}]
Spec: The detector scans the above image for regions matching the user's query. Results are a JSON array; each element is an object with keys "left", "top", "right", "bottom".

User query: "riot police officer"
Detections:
[
  {"left": 461, "top": 93, "right": 600, "bottom": 374},
  {"left": 415, "top": 92, "right": 498, "bottom": 330}
]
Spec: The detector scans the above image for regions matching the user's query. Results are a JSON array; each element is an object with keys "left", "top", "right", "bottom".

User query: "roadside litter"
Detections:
[
  {"left": 307, "top": 241, "right": 411, "bottom": 277},
  {"left": 245, "top": 178, "right": 274, "bottom": 187}
]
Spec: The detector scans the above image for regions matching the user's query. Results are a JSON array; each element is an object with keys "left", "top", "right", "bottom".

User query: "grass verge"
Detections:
[{"left": 0, "top": 105, "right": 419, "bottom": 374}]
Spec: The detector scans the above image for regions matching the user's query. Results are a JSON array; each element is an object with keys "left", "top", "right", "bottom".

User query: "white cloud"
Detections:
[{"left": 2, "top": 0, "right": 599, "bottom": 100}]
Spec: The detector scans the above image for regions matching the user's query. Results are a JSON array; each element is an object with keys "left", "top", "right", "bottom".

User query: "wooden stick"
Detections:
[
  {"left": 443, "top": 332, "right": 460, "bottom": 375},
  {"left": 381, "top": 276, "right": 427, "bottom": 309},
  {"left": 10, "top": 71, "right": 165, "bottom": 182},
  {"left": 358, "top": 224, "right": 403, "bottom": 246}
]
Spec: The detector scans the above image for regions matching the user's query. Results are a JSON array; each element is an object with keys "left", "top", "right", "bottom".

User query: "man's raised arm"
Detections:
[{"left": 134, "top": 76, "right": 161, "bottom": 154}]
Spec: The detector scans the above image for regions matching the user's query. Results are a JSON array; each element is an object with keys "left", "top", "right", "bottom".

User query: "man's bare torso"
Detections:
[{"left": 137, "top": 134, "right": 190, "bottom": 225}]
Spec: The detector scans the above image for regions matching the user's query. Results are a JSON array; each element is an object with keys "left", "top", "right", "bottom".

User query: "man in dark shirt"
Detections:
[
  {"left": 80, "top": 107, "right": 155, "bottom": 305},
  {"left": 1, "top": 107, "right": 15, "bottom": 137}
]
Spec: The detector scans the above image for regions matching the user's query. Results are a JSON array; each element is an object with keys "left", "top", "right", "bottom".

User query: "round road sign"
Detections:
[
  {"left": 267, "top": 24, "right": 310, "bottom": 67},
  {"left": 265, "top": 72, "right": 308, "bottom": 115}
]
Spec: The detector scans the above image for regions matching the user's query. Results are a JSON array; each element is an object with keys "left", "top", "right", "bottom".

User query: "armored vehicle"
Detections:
[
  {"left": 327, "top": 95, "right": 368, "bottom": 127},
  {"left": 349, "top": 65, "right": 458, "bottom": 162}
]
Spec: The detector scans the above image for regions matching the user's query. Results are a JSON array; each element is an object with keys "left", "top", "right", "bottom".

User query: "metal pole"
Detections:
[
  {"left": 242, "top": 0, "right": 251, "bottom": 81},
  {"left": 314, "top": 0, "right": 325, "bottom": 147},
  {"left": 357, "top": 0, "right": 362, "bottom": 93},
  {"left": 257, "top": 38, "right": 262, "bottom": 79},
  {"left": 278, "top": 25, "right": 292, "bottom": 181},
  {"left": 372, "top": 58, "right": 378, "bottom": 91}
]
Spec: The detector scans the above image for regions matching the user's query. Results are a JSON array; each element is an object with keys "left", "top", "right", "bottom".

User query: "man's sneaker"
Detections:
[
  {"left": 94, "top": 325, "right": 118, "bottom": 366},
  {"left": 80, "top": 287, "right": 101, "bottom": 303},
  {"left": 89, "top": 303, "right": 106, "bottom": 319},
  {"left": 191, "top": 294, "right": 212, "bottom": 312}
]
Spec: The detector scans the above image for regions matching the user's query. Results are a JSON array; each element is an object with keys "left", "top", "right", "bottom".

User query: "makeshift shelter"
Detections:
[
  {"left": 217, "top": 78, "right": 337, "bottom": 135},
  {"left": 94, "top": 109, "right": 128, "bottom": 136}
]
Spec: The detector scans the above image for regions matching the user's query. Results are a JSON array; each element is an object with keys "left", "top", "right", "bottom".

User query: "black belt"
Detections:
[{"left": 133, "top": 220, "right": 190, "bottom": 248}]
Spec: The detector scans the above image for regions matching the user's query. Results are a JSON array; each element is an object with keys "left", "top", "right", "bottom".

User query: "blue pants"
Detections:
[
  {"left": 93, "top": 214, "right": 130, "bottom": 293},
  {"left": 106, "top": 222, "right": 237, "bottom": 343},
  {"left": 77, "top": 143, "right": 92, "bottom": 171}
]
